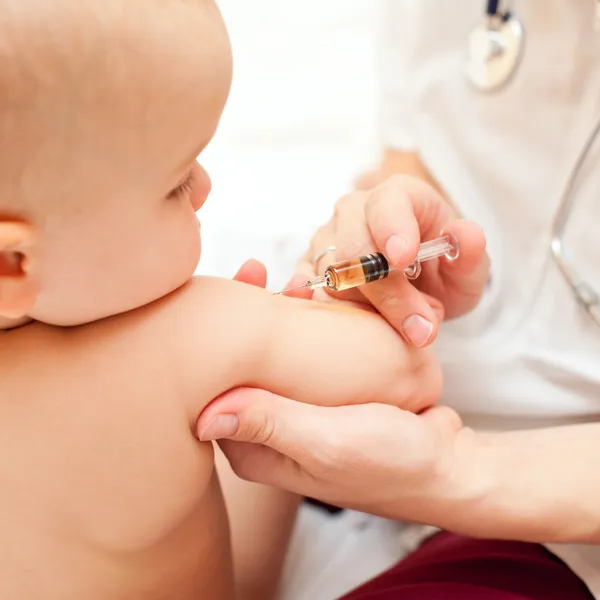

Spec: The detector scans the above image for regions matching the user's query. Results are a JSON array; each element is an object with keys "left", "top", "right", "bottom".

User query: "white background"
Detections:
[{"left": 197, "top": 0, "right": 382, "bottom": 290}]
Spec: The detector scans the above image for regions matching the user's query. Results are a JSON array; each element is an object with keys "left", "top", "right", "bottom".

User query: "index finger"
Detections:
[
  {"left": 334, "top": 183, "right": 439, "bottom": 345},
  {"left": 364, "top": 175, "right": 451, "bottom": 267}
]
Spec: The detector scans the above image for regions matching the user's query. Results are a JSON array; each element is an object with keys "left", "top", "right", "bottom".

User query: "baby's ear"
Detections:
[{"left": 0, "top": 221, "right": 40, "bottom": 319}]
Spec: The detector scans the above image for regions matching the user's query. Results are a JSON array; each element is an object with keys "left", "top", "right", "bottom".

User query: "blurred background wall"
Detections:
[{"left": 198, "top": 0, "right": 382, "bottom": 290}]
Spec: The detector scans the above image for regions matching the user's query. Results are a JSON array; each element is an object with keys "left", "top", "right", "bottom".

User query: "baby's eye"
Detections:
[{"left": 167, "top": 170, "right": 195, "bottom": 200}]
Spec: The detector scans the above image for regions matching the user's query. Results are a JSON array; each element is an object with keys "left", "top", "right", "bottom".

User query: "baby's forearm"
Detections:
[{"left": 426, "top": 422, "right": 600, "bottom": 544}]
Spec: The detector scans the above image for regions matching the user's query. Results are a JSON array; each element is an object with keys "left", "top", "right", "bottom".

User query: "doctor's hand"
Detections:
[
  {"left": 197, "top": 387, "right": 464, "bottom": 522},
  {"left": 223, "top": 260, "right": 459, "bottom": 519},
  {"left": 297, "top": 174, "right": 489, "bottom": 347}
]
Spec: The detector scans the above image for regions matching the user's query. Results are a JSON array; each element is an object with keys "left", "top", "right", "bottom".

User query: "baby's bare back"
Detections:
[{"left": 0, "top": 313, "right": 234, "bottom": 600}]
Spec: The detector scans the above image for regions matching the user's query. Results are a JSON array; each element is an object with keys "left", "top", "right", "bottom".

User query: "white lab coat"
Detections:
[
  {"left": 380, "top": 0, "right": 600, "bottom": 595},
  {"left": 204, "top": 1, "right": 600, "bottom": 597}
]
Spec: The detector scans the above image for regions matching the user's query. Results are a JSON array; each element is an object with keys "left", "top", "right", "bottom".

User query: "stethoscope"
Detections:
[
  {"left": 550, "top": 113, "right": 600, "bottom": 328},
  {"left": 467, "top": 0, "right": 600, "bottom": 327},
  {"left": 467, "top": 0, "right": 524, "bottom": 92},
  {"left": 467, "top": 0, "right": 600, "bottom": 91}
]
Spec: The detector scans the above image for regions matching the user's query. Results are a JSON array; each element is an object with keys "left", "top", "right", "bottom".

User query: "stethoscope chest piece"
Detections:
[{"left": 467, "top": 12, "right": 524, "bottom": 92}]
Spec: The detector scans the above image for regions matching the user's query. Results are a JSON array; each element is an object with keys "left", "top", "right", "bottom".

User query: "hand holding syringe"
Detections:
[{"left": 275, "top": 234, "right": 459, "bottom": 295}]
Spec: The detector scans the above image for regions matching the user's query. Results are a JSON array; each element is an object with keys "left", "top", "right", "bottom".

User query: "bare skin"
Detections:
[
  {"left": 0, "top": 2, "right": 443, "bottom": 597},
  {"left": 0, "top": 276, "right": 440, "bottom": 600}
]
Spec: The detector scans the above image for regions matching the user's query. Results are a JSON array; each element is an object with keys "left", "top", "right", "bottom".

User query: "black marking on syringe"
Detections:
[{"left": 360, "top": 253, "right": 390, "bottom": 283}]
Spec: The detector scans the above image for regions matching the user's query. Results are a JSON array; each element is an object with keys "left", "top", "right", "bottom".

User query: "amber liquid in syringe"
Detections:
[
  {"left": 275, "top": 234, "right": 459, "bottom": 295},
  {"left": 325, "top": 252, "right": 390, "bottom": 291}
]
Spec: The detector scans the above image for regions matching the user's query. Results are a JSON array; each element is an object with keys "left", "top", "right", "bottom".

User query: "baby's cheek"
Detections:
[{"left": 190, "top": 163, "right": 211, "bottom": 212}]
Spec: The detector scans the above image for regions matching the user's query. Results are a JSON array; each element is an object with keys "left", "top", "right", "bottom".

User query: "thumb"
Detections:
[
  {"left": 437, "top": 219, "right": 490, "bottom": 318},
  {"left": 198, "top": 387, "right": 324, "bottom": 454},
  {"left": 196, "top": 388, "right": 335, "bottom": 489}
]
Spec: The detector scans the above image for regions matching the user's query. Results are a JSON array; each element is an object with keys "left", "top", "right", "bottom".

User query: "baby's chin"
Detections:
[
  {"left": 32, "top": 283, "right": 193, "bottom": 327},
  {"left": 27, "top": 228, "right": 202, "bottom": 327},
  {"left": 32, "top": 262, "right": 201, "bottom": 328}
]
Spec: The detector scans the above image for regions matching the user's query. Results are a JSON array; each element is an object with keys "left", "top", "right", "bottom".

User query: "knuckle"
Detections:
[
  {"left": 375, "top": 285, "right": 406, "bottom": 317},
  {"left": 240, "top": 410, "right": 276, "bottom": 446},
  {"left": 378, "top": 287, "right": 400, "bottom": 310}
]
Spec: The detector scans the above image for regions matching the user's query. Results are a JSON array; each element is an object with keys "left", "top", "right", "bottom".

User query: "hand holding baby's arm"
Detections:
[{"left": 195, "top": 266, "right": 446, "bottom": 525}]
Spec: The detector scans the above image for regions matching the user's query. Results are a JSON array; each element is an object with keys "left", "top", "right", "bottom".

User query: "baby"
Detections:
[{"left": 0, "top": 1, "right": 442, "bottom": 599}]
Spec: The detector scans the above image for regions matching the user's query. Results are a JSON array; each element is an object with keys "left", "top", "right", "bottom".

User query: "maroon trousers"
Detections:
[{"left": 341, "top": 532, "right": 594, "bottom": 600}]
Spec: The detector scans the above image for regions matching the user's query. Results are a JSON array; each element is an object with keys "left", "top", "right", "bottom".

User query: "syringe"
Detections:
[{"left": 275, "top": 234, "right": 459, "bottom": 295}]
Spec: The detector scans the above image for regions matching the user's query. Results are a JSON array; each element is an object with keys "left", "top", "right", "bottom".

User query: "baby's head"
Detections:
[{"left": 0, "top": 0, "right": 231, "bottom": 327}]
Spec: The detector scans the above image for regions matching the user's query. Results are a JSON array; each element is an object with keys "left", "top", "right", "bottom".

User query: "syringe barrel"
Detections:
[
  {"left": 322, "top": 235, "right": 458, "bottom": 292},
  {"left": 325, "top": 253, "right": 390, "bottom": 292}
]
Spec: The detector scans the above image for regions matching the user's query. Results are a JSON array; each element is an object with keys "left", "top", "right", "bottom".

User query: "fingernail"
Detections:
[
  {"left": 401, "top": 314, "right": 433, "bottom": 347},
  {"left": 199, "top": 414, "right": 239, "bottom": 441},
  {"left": 385, "top": 235, "right": 408, "bottom": 266}
]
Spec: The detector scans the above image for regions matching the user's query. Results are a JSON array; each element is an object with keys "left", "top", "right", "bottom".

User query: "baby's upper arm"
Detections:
[
  {"left": 252, "top": 293, "right": 442, "bottom": 414},
  {"left": 140, "top": 276, "right": 440, "bottom": 420}
]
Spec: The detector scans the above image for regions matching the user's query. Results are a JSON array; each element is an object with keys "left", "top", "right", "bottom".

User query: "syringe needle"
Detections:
[
  {"left": 273, "top": 275, "right": 328, "bottom": 295},
  {"left": 272, "top": 283, "right": 309, "bottom": 296}
]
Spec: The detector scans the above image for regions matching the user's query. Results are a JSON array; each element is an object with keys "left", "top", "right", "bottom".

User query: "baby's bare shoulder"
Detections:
[
  {"left": 0, "top": 275, "right": 274, "bottom": 428},
  {"left": 0, "top": 277, "right": 264, "bottom": 544},
  {"left": 0, "top": 280, "right": 241, "bottom": 595}
]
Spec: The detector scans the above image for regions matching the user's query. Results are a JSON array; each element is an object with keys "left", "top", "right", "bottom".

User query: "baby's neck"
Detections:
[{"left": 0, "top": 315, "right": 32, "bottom": 330}]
